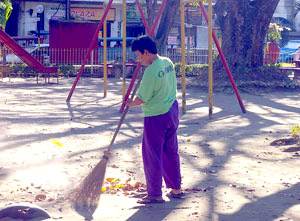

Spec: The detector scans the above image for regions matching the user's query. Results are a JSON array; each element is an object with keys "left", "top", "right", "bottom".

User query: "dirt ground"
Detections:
[{"left": 0, "top": 77, "right": 300, "bottom": 221}]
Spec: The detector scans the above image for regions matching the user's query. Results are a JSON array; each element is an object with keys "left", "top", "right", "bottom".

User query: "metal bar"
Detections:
[
  {"left": 149, "top": 0, "right": 167, "bottom": 36},
  {"left": 208, "top": 0, "right": 213, "bottom": 118},
  {"left": 122, "top": 0, "right": 127, "bottom": 98},
  {"left": 104, "top": 17, "right": 107, "bottom": 98},
  {"left": 180, "top": 0, "right": 186, "bottom": 114},
  {"left": 198, "top": 1, "right": 246, "bottom": 113},
  {"left": 66, "top": 0, "right": 114, "bottom": 102},
  {"left": 136, "top": 0, "right": 151, "bottom": 34}
]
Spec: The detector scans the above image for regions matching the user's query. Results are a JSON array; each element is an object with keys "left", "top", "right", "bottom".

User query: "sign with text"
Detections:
[
  {"left": 168, "top": 36, "right": 178, "bottom": 45},
  {"left": 70, "top": 8, "right": 116, "bottom": 21},
  {"left": 47, "top": 9, "right": 65, "bottom": 20}
]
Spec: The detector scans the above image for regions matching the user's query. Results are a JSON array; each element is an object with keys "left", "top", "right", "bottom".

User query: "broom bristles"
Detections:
[{"left": 71, "top": 157, "right": 108, "bottom": 208}]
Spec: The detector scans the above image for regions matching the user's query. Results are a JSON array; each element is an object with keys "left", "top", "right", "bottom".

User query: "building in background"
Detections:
[
  {"left": 5, "top": 0, "right": 145, "bottom": 45},
  {"left": 4, "top": 0, "right": 300, "bottom": 48}
]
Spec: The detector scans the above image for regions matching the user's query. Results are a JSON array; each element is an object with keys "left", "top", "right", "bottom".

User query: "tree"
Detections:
[
  {"left": 0, "top": 0, "right": 12, "bottom": 30},
  {"left": 214, "top": 0, "right": 280, "bottom": 71},
  {"left": 267, "top": 23, "right": 282, "bottom": 43},
  {"left": 145, "top": 0, "right": 180, "bottom": 54},
  {"left": 0, "top": 0, "right": 12, "bottom": 65}
]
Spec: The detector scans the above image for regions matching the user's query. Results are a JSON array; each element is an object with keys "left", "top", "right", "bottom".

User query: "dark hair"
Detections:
[{"left": 131, "top": 35, "right": 158, "bottom": 54}]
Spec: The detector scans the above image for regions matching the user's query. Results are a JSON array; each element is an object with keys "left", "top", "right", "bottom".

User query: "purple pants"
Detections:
[{"left": 142, "top": 100, "right": 181, "bottom": 197}]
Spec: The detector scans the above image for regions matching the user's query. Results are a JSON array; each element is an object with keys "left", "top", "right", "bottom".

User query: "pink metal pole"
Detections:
[
  {"left": 136, "top": 0, "right": 151, "bottom": 34},
  {"left": 66, "top": 0, "right": 114, "bottom": 102},
  {"left": 119, "top": 0, "right": 167, "bottom": 113},
  {"left": 149, "top": 0, "right": 167, "bottom": 36},
  {"left": 199, "top": 1, "right": 246, "bottom": 113}
]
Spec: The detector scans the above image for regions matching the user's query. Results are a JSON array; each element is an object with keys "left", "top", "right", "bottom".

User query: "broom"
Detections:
[{"left": 71, "top": 72, "right": 143, "bottom": 211}]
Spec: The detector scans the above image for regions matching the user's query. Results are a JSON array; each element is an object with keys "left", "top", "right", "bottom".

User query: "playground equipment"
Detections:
[
  {"left": 0, "top": 28, "right": 58, "bottom": 83},
  {"left": 66, "top": 0, "right": 246, "bottom": 115},
  {"left": 66, "top": 0, "right": 166, "bottom": 102},
  {"left": 198, "top": 1, "right": 246, "bottom": 114}
]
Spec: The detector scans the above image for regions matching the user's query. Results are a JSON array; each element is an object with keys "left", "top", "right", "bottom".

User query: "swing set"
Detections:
[{"left": 66, "top": 0, "right": 247, "bottom": 116}]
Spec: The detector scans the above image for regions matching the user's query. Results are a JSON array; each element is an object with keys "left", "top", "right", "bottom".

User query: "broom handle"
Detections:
[{"left": 107, "top": 71, "right": 143, "bottom": 152}]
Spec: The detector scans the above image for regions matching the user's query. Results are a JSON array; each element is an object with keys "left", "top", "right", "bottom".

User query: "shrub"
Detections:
[
  {"left": 174, "top": 63, "right": 300, "bottom": 90},
  {"left": 57, "top": 64, "right": 75, "bottom": 77},
  {"left": 9, "top": 64, "right": 76, "bottom": 77},
  {"left": 174, "top": 63, "right": 208, "bottom": 78},
  {"left": 10, "top": 64, "right": 35, "bottom": 77}
]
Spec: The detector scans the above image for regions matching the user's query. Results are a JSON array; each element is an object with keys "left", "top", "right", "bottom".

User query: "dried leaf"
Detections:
[
  {"left": 50, "top": 138, "right": 63, "bottom": 148},
  {"left": 35, "top": 194, "right": 46, "bottom": 201}
]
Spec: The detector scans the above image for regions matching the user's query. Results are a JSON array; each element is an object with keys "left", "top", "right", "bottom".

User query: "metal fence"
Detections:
[
  {"left": 167, "top": 48, "right": 216, "bottom": 64},
  {"left": 263, "top": 50, "right": 295, "bottom": 65},
  {"left": 3, "top": 44, "right": 299, "bottom": 67},
  {"left": 1, "top": 46, "right": 218, "bottom": 67}
]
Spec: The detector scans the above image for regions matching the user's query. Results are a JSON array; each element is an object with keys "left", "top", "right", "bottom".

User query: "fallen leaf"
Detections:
[
  {"left": 50, "top": 138, "right": 63, "bottom": 148},
  {"left": 35, "top": 194, "right": 46, "bottom": 201}
]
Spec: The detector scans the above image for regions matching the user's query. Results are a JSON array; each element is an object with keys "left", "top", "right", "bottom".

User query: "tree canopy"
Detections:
[
  {"left": 145, "top": 0, "right": 280, "bottom": 73},
  {"left": 0, "top": 0, "right": 12, "bottom": 30}
]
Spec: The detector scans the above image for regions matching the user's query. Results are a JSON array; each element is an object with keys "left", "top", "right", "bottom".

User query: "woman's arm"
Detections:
[{"left": 126, "top": 97, "right": 144, "bottom": 107}]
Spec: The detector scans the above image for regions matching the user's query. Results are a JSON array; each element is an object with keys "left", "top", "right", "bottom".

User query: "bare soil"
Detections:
[{"left": 0, "top": 77, "right": 300, "bottom": 221}]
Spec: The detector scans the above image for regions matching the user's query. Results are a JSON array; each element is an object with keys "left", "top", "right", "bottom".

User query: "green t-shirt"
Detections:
[{"left": 137, "top": 56, "right": 177, "bottom": 117}]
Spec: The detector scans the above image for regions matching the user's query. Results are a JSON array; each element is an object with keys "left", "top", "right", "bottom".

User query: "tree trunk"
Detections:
[
  {"left": 214, "top": 0, "right": 280, "bottom": 73},
  {"left": 145, "top": 0, "right": 180, "bottom": 55}
]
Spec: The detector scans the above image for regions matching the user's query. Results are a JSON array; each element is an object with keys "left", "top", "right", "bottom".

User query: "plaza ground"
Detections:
[{"left": 0, "top": 77, "right": 299, "bottom": 220}]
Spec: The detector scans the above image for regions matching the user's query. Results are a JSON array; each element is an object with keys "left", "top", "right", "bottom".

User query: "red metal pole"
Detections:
[
  {"left": 66, "top": 0, "right": 114, "bottom": 102},
  {"left": 149, "top": 0, "right": 167, "bottom": 36},
  {"left": 119, "top": 0, "right": 167, "bottom": 113},
  {"left": 136, "top": 0, "right": 151, "bottom": 34},
  {"left": 199, "top": 1, "right": 246, "bottom": 113}
]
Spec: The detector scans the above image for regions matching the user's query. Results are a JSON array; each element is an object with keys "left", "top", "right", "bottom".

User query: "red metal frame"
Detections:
[
  {"left": 66, "top": 0, "right": 114, "bottom": 102},
  {"left": 119, "top": 0, "right": 167, "bottom": 113},
  {"left": 199, "top": 1, "right": 246, "bottom": 113},
  {"left": 0, "top": 29, "right": 58, "bottom": 83},
  {"left": 136, "top": 1, "right": 151, "bottom": 35}
]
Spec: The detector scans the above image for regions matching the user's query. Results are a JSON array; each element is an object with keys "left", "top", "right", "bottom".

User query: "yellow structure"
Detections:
[
  {"left": 208, "top": 0, "right": 213, "bottom": 118},
  {"left": 122, "top": 0, "right": 127, "bottom": 98},
  {"left": 180, "top": 0, "right": 186, "bottom": 114},
  {"left": 103, "top": 16, "right": 107, "bottom": 97}
]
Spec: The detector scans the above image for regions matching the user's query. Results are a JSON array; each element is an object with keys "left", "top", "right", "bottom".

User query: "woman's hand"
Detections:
[
  {"left": 126, "top": 98, "right": 135, "bottom": 107},
  {"left": 126, "top": 97, "right": 143, "bottom": 107}
]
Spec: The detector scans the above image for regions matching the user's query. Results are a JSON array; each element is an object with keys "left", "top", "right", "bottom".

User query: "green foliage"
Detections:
[
  {"left": 174, "top": 63, "right": 300, "bottom": 91},
  {"left": 57, "top": 64, "right": 75, "bottom": 77},
  {"left": 292, "top": 125, "right": 300, "bottom": 137},
  {"left": 10, "top": 64, "right": 75, "bottom": 77},
  {"left": 10, "top": 64, "right": 35, "bottom": 77},
  {"left": 174, "top": 62, "right": 208, "bottom": 77},
  {"left": 227, "top": 64, "right": 298, "bottom": 90},
  {"left": 189, "top": 0, "right": 207, "bottom": 7},
  {"left": 267, "top": 23, "right": 282, "bottom": 43},
  {"left": 0, "top": 0, "right": 12, "bottom": 29}
]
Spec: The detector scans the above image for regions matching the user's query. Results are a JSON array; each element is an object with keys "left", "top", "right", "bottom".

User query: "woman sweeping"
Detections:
[{"left": 126, "top": 35, "right": 184, "bottom": 204}]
